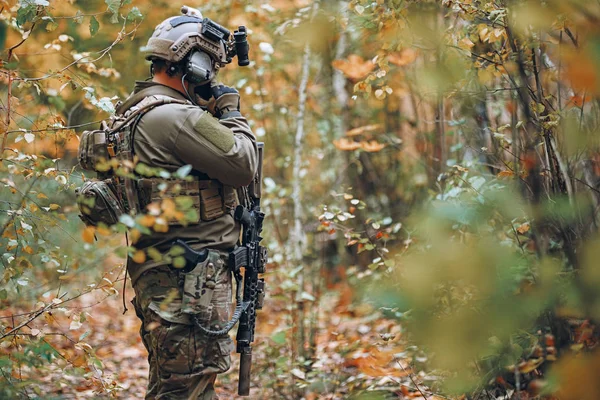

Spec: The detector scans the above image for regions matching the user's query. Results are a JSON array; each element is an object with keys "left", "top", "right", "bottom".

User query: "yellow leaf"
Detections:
[
  {"left": 49, "top": 204, "right": 60, "bottom": 210},
  {"left": 23, "top": 246, "right": 34, "bottom": 255},
  {"left": 132, "top": 250, "right": 146, "bottom": 264},
  {"left": 37, "top": 193, "right": 49, "bottom": 199},
  {"left": 459, "top": 37, "right": 475, "bottom": 50},
  {"left": 96, "top": 226, "right": 111, "bottom": 236},
  {"left": 82, "top": 226, "right": 96, "bottom": 244}
]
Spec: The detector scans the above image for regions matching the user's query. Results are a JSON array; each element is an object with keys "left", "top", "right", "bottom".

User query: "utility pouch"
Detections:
[
  {"left": 200, "top": 186, "right": 225, "bottom": 221},
  {"left": 181, "top": 250, "right": 223, "bottom": 321},
  {"left": 78, "top": 122, "right": 111, "bottom": 172},
  {"left": 75, "top": 179, "right": 124, "bottom": 227}
]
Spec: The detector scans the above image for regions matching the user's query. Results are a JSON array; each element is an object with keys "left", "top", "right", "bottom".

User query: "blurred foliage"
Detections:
[{"left": 2, "top": 0, "right": 600, "bottom": 398}]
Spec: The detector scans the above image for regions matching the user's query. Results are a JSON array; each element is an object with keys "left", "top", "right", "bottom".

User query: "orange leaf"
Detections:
[
  {"left": 346, "top": 124, "right": 383, "bottom": 137},
  {"left": 517, "top": 222, "right": 530, "bottom": 235},
  {"left": 388, "top": 48, "right": 418, "bottom": 67},
  {"left": 497, "top": 170, "right": 514, "bottom": 178},
  {"left": 361, "top": 140, "right": 386, "bottom": 152},
  {"left": 138, "top": 214, "right": 156, "bottom": 228},
  {"left": 333, "top": 138, "right": 362, "bottom": 151},
  {"left": 569, "top": 94, "right": 591, "bottom": 108},
  {"left": 332, "top": 54, "right": 375, "bottom": 80},
  {"left": 82, "top": 226, "right": 95, "bottom": 244},
  {"left": 132, "top": 250, "right": 146, "bottom": 264}
]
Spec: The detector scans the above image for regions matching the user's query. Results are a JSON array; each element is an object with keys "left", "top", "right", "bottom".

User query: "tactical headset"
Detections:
[{"left": 186, "top": 50, "right": 215, "bottom": 85}]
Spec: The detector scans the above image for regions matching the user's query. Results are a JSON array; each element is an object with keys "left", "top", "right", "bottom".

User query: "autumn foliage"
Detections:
[{"left": 3, "top": 0, "right": 600, "bottom": 399}]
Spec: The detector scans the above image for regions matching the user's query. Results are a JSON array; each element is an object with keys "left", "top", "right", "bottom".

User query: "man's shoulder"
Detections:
[{"left": 140, "top": 101, "right": 203, "bottom": 125}]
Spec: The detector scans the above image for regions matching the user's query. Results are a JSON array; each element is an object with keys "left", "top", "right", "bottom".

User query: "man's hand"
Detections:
[{"left": 211, "top": 82, "right": 241, "bottom": 119}]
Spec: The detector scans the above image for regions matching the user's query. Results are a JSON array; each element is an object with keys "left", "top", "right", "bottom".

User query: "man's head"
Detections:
[{"left": 142, "top": 6, "right": 232, "bottom": 99}]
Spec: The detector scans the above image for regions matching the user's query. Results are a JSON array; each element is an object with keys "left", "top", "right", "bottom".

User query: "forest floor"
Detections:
[{"left": 16, "top": 276, "right": 437, "bottom": 399}]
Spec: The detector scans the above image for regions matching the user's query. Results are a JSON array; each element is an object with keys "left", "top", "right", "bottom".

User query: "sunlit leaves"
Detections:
[
  {"left": 387, "top": 48, "right": 418, "bottom": 67},
  {"left": 82, "top": 226, "right": 96, "bottom": 244},
  {"left": 126, "top": 7, "right": 143, "bottom": 22},
  {"left": 105, "top": 0, "right": 122, "bottom": 23},
  {"left": 332, "top": 54, "right": 375, "bottom": 81}
]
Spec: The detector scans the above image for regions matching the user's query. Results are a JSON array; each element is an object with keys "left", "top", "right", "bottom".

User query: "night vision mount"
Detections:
[{"left": 181, "top": 5, "right": 250, "bottom": 67}]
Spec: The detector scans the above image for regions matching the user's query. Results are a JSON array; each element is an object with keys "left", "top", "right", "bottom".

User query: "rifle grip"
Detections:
[{"left": 238, "top": 351, "right": 252, "bottom": 396}]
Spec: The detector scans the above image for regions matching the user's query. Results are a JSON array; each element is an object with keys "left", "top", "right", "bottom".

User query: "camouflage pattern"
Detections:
[
  {"left": 132, "top": 254, "right": 233, "bottom": 399},
  {"left": 75, "top": 179, "right": 124, "bottom": 227},
  {"left": 78, "top": 127, "right": 109, "bottom": 171}
]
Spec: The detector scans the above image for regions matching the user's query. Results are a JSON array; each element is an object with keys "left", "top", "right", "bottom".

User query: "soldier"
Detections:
[{"left": 123, "top": 9, "right": 257, "bottom": 400}]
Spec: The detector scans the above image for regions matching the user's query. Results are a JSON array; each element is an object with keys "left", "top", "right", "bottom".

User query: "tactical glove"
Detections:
[
  {"left": 211, "top": 83, "right": 241, "bottom": 119},
  {"left": 194, "top": 83, "right": 213, "bottom": 101}
]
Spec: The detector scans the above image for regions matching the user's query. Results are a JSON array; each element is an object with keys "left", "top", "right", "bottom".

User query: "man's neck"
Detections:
[{"left": 152, "top": 73, "right": 189, "bottom": 96}]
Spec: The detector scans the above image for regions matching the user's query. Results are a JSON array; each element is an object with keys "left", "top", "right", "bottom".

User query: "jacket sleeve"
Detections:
[{"left": 173, "top": 107, "right": 257, "bottom": 188}]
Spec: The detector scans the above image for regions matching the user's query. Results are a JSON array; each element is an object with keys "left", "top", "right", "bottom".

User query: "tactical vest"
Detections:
[{"left": 76, "top": 94, "right": 237, "bottom": 227}]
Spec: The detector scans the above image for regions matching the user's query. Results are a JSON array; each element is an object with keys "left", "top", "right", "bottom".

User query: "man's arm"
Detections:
[{"left": 173, "top": 107, "right": 257, "bottom": 188}]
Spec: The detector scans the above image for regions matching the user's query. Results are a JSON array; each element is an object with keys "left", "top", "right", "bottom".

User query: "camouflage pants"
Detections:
[{"left": 131, "top": 257, "right": 233, "bottom": 400}]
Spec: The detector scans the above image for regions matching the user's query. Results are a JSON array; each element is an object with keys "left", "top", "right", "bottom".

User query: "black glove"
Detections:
[
  {"left": 211, "top": 83, "right": 241, "bottom": 119},
  {"left": 194, "top": 83, "right": 213, "bottom": 101}
]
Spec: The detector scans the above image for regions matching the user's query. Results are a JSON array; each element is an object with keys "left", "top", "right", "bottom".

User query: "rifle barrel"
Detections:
[{"left": 238, "top": 351, "right": 252, "bottom": 396}]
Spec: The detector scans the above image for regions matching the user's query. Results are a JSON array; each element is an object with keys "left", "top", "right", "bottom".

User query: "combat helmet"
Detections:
[{"left": 142, "top": 5, "right": 249, "bottom": 84}]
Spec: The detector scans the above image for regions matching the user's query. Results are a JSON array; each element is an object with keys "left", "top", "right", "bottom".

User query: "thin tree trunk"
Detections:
[{"left": 290, "top": 1, "right": 319, "bottom": 384}]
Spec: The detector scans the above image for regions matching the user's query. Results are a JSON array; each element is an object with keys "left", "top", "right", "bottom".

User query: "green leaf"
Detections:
[
  {"left": 271, "top": 331, "right": 286, "bottom": 345},
  {"left": 172, "top": 256, "right": 186, "bottom": 269},
  {"left": 89, "top": 16, "right": 100, "bottom": 36},
  {"left": 127, "top": 6, "right": 143, "bottom": 22},
  {"left": 105, "top": 0, "right": 121, "bottom": 23},
  {"left": 16, "top": 5, "right": 36, "bottom": 27},
  {"left": 175, "top": 196, "right": 194, "bottom": 210},
  {"left": 147, "top": 247, "right": 163, "bottom": 262},
  {"left": 0, "top": 289, "right": 7, "bottom": 300},
  {"left": 79, "top": 330, "right": 90, "bottom": 341},
  {"left": 168, "top": 245, "right": 185, "bottom": 257}
]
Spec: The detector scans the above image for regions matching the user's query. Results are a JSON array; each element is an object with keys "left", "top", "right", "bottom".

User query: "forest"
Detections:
[{"left": 2, "top": 0, "right": 600, "bottom": 398}]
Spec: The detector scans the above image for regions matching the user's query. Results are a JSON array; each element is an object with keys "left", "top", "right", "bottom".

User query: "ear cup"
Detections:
[{"left": 186, "top": 51, "right": 215, "bottom": 85}]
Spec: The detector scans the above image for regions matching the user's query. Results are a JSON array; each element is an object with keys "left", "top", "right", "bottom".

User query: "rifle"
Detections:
[{"left": 229, "top": 142, "right": 267, "bottom": 396}]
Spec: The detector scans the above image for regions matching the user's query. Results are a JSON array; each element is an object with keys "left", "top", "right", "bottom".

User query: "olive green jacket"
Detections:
[{"left": 123, "top": 81, "right": 257, "bottom": 285}]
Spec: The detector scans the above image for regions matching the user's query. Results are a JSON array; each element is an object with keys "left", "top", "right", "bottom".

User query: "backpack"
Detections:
[{"left": 76, "top": 95, "right": 189, "bottom": 227}]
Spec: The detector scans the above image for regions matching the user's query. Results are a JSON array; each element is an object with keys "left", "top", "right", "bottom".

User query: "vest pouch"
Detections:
[
  {"left": 200, "top": 186, "right": 225, "bottom": 221},
  {"left": 78, "top": 129, "right": 110, "bottom": 172},
  {"left": 76, "top": 179, "right": 125, "bottom": 227}
]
